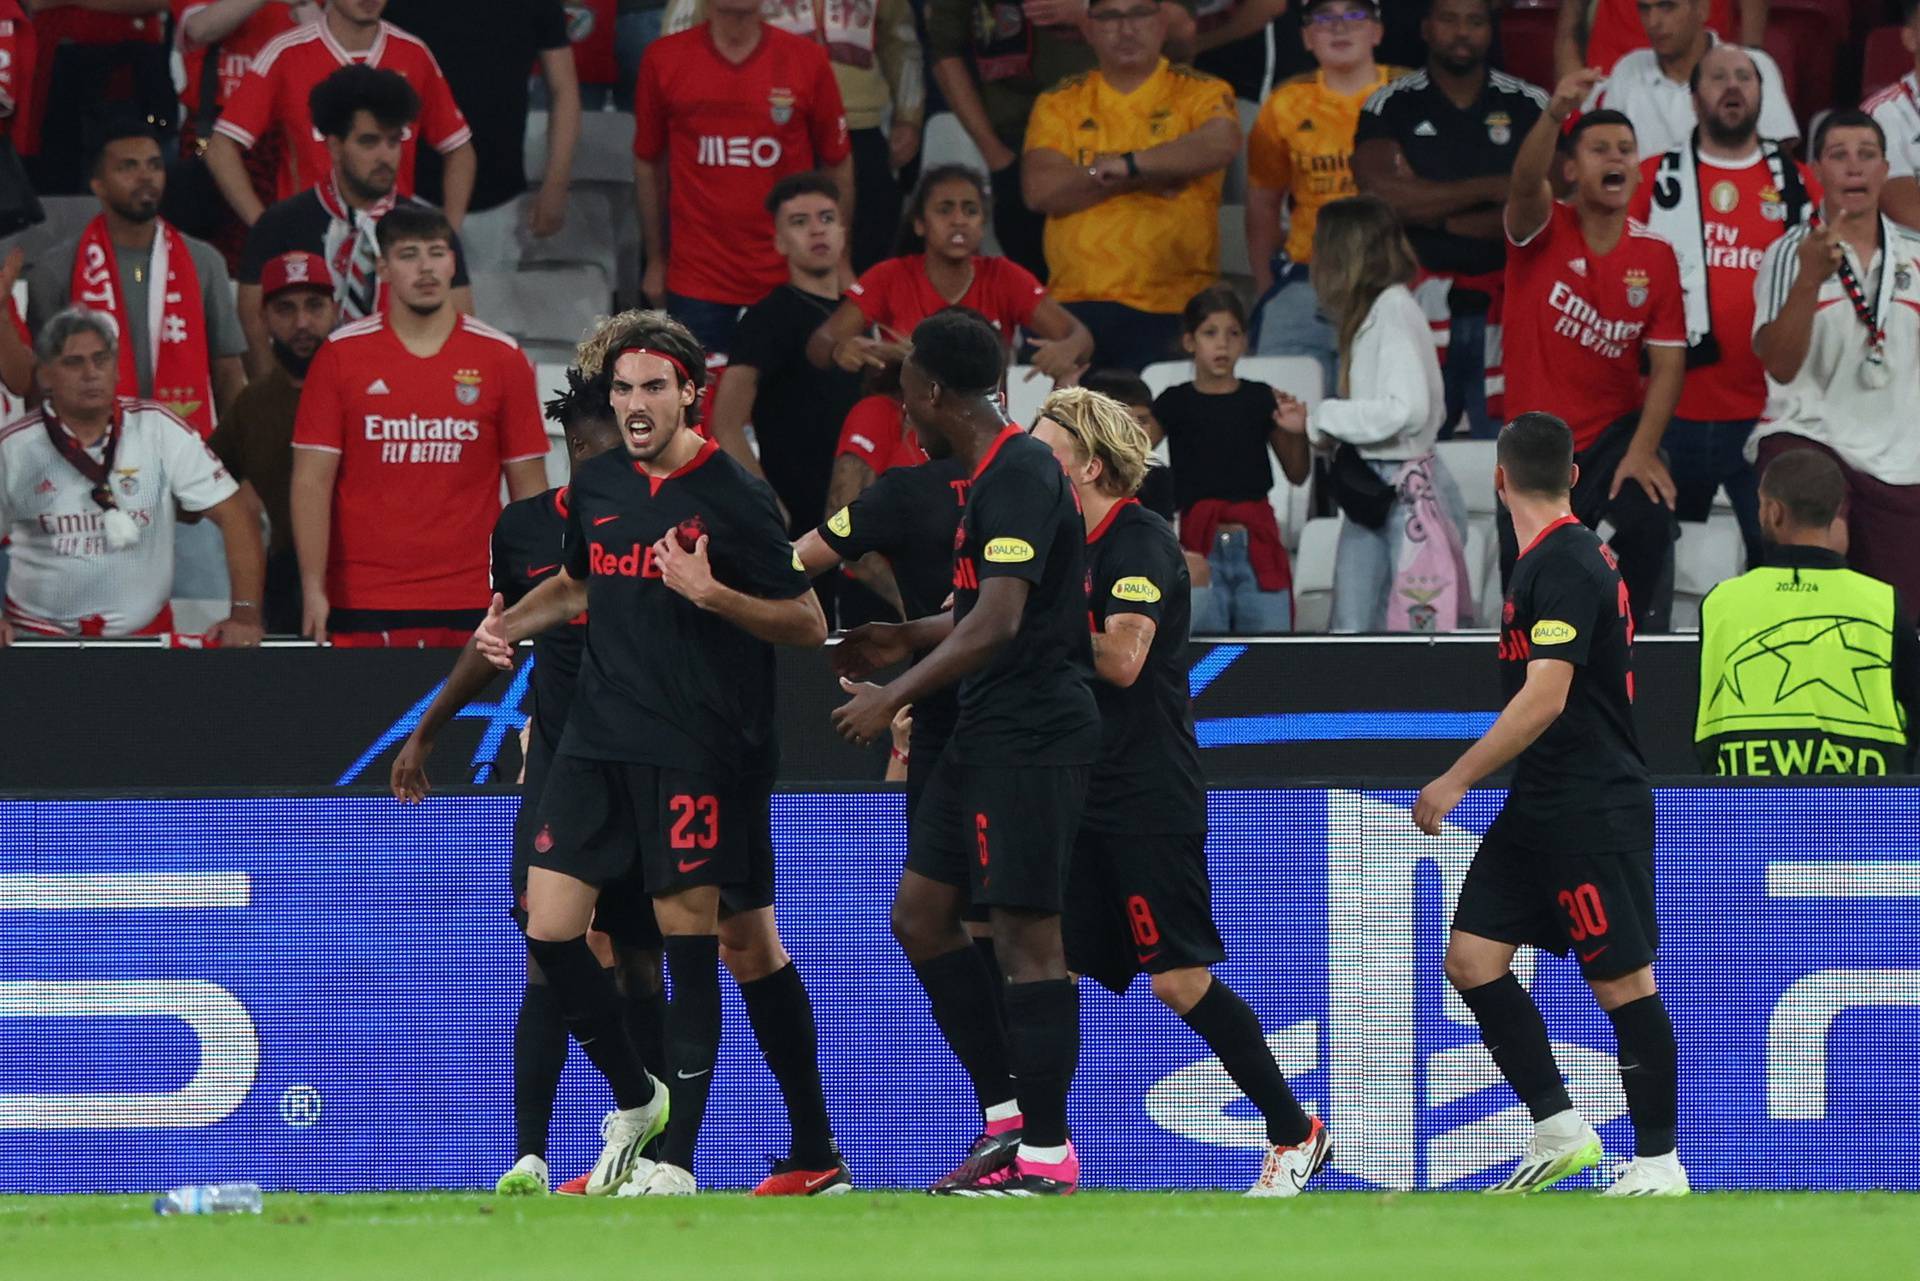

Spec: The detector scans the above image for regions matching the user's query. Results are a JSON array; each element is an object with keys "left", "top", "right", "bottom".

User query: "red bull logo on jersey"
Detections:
[
  {"left": 697, "top": 135, "right": 784, "bottom": 168},
  {"left": 588, "top": 541, "right": 666, "bottom": 579}
]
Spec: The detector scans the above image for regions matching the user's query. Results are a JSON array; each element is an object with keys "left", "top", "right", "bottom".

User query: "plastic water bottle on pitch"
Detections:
[{"left": 153, "top": 1183, "right": 263, "bottom": 1215}]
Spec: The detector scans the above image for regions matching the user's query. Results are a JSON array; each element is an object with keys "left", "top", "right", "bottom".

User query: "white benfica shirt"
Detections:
[
  {"left": 1751, "top": 216, "right": 1920, "bottom": 486},
  {"left": 0, "top": 398, "right": 237, "bottom": 635},
  {"left": 1587, "top": 36, "right": 1798, "bottom": 159},
  {"left": 1866, "top": 72, "right": 1920, "bottom": 181}
]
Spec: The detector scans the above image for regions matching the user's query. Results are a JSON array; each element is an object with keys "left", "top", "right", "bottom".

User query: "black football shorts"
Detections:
[
  {"left": 906, "top": 757, "right": 1089, "bottom": 913},
  {"left": 1452, "top": 815, "right": 1658, "bottom": 980},
  {"left": 1064, "top": 829, "right": 1226, "bottom": 994},
  {"left": 529, "top": 754, "right": 772, "bottom": 914}
]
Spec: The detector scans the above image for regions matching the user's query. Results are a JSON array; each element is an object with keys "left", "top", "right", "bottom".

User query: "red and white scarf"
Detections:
[
  {"left": 317, "top": 174, "right": 394, "bottom": 321},
  {"left": 70, "top": 215, "right": 214, "bottom": 437}
]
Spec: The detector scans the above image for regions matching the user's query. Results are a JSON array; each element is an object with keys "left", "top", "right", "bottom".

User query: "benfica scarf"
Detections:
[
  {"left": 42, "top": 401, "right": 140, "bottom": 550},
  {"left": 70, "top": 216, "right": 215, "bottom": 437},
  {"left": 317, "top": 175, "right": 394, "bottom": 321}
]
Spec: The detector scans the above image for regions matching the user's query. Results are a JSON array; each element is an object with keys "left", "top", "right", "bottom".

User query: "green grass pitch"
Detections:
[{"left": 6, "top": 1192, "right": 1916, "bottom": 1281}]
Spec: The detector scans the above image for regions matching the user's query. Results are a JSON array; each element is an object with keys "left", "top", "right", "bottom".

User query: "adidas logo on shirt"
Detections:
[
  {"left": 367, "top": 378, "right": 391, "bottom": 395},
  {"left": 1296, "top": 118, "right": 1316, "bottom": 132},
  {"left": 1414, "top": 121, "right": 1437, "bottom": 136}
]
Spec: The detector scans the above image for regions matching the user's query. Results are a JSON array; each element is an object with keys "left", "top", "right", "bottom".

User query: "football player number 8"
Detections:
[
  {"left": 668, "top": 794, "right": 720, "bottom": 850},
  {"left": 1558, "top": 883, "right": 1609, "bottom": 941}
]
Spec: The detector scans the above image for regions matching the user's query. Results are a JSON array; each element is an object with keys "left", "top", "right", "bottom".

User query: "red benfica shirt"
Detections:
[
  {"left": 175, "top": 0, "right": 303, "bottom": 115},
  {"left": 1503, "top": 202, "right": 1686, "bottom": 450},
  {"left": 214, "top": 21, "right": 472, "bottom": 201},
  {"left": 847, "top": 255, "right": 1046, "bottom": 347},
  {"left": 632, "top": 24, "right": 850, "bottom": 306},
  {"left": 292, "top": 314, "right": 549, "bottom": 611},
  {"left": 836, "top": 393, "right": 924, "bottom": 474},
  {"left": 1628, "top": 151, "right": 1821, "bottom": 422}
]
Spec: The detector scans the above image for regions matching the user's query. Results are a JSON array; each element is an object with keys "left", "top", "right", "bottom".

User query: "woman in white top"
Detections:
[{"left": 1277, "top": 196, "right": 1470, "bottom": 632}]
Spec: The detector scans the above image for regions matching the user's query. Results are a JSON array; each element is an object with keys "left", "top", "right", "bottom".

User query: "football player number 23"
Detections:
[{"left": 668, "top": 794, "right": 719, "bottom": 850}]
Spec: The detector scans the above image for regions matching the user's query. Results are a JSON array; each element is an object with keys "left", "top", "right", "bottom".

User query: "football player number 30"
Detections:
[
  {"left": 1558, "top": 883, "right": 1609, "bottom": 941},
  {"left": 668, "top": 794, "right": 720, "bottom": 850}
]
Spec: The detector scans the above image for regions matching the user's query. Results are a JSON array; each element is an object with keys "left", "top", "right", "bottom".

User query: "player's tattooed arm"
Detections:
[
  {"left": 1091, "top": 612, "right": 1157, "bottom": 689},
  {"left": 1413, "top": 658, "right": 1575, "bottom": 835}
]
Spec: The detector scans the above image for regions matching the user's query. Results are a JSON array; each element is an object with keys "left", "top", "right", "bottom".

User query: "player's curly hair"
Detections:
[
  {"left": 1037, "top": 386, "right": 1151, "bottom": 498},
  {"left": 574, "top": 309, "right": 709, "bottom": 424},
  {"left": 544, "top": 364, "right": 615, "bottom": 431}
]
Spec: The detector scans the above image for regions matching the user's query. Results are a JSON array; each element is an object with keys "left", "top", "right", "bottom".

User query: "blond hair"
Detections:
[
  {"left": 574, "top": 308, "right": 702, "bottom": 378},
  {"left": 1309, "top": 196, "right": 1420, "bottom": 397},
  {"left": 1037, "top": 386, "right": 1152, "bottom": 497}
]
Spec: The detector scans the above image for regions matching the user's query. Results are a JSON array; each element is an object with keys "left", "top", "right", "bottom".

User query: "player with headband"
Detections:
[{"left": 474, "top": 311, "right": 850, "bottom": 1197}]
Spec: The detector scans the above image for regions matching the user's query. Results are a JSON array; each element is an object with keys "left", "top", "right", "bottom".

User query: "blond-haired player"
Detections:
[{"left": 1030, "top": 387, "right": 1332, "bottom": 1197}]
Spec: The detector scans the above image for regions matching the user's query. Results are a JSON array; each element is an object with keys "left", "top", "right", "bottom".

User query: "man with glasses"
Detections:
[
  {"left": 1022, "top": 0, "right": 1241, "bottom": 370},
  {"left": 1246, "top": 0, "right": 1406, "bottom": 389}
]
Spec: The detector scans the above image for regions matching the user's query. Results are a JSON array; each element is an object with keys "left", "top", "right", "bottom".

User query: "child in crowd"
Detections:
[
  {"left": 1151, "top": 285, "right": 1311, "bottom": 633},
  {"left": 806, "top": 165, "right": 1093, "bottom": 382},
  {"left": 1276, "top": 196, "right": 1469, "bottom": 632}
]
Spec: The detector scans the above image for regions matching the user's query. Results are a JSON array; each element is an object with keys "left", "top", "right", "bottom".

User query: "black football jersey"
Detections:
[
  {"left": 1496, "top": 516, "right": 1653, "bottom": 852},
  {"left": 947, "top": 428, "right": 1099, "bottom": 766},
  {"left": 492, "top": 487, "right": 584, "bottom": 754},
  {"left": 1084, "top": 499, "right": 1206, "bottom": 834},
  {"left": 558, "top": 438, "right": 813, "bottom": 775},
  {"left": 817, "top": 457, "right": 971, "bottom": 761}
]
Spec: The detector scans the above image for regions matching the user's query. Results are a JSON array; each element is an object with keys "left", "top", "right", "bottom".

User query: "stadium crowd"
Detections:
[{"left": 0, "top": 0, "right": 1913, "bottom": 644}]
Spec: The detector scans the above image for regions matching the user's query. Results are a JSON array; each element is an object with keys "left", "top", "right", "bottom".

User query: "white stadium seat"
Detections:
[
  {"left": 469, "top": 266, "right": 609, "bottom": 352},
  {"left": 1003, "top": 365, "right": 1052, "bottom": 428},
  {"left": 1435, "top": 438, "right": 1499, "bottom": 516},
  {"left": 1291, "top": 516, "right": 1341, "bottom": 634}
]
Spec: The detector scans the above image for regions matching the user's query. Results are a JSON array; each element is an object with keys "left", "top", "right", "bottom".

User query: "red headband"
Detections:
[{"left": 618, "top": 346, "right": 692, "bottom": 383}]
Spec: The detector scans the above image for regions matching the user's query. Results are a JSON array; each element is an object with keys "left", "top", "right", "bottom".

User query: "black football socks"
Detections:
[
  {"left": 741, "top": 961, "right": 839, "bottom": 1167},
  {"left": 912, "top": 944, "right": 1017, "bottom": 1116},
  {"left": 1003, "top": 978, "right": 1079, "bottom": 1149},
  {"left": 1459, "top": 973, "right": 1574, "bottom": 1122},
  {"left": 661, "top": 933, "right": 723, "bottom": 1172},
  {"left": 622, "top": 982, "right": 667, "bottom": 1082},
  {"left": 972, "top": 935, "right": 1009, "bottom": 1037},
  {"left": 1179, "top": 979, "right": 1313, "bottom": 1146},
  {"left": 1607, "top": 994, "right": 1679, "bottom": 1157},
  {"left": 512, "top": 979, "right": 569, "bottom": 1159},
  {"left": 523, "top": 935, "right": 656, "bottom": 1110}
]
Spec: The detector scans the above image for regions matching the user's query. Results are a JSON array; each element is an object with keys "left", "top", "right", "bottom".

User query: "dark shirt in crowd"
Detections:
[
  {"left": 238, "top": 190, "right": 473, "bottom": 288},
  {"left": 1152, "top": 380, "right": 1282, "bottom": 514},
  {"left": 384, "top": 0, "right": 572, "bottom": 213}
]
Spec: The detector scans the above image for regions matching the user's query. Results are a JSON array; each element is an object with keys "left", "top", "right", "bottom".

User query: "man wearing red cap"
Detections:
[{"left": 210, "top": 250, "right": 339, "bottom": 633}]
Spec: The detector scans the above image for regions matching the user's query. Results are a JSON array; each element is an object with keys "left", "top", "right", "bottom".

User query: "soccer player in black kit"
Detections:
[
  {"left": 475, "top": 312, "right": 848, "bottom": 1198},
  {"left": 1414, "top": 412, "right": 1686, "bottom": 1197},
  {"left": 392, "top": 370, "right": 666, "bottom": 1197},
  {"left": 1029, "top": 386, "right": 1331, "bottom": 1197},
  {"left": 832, "top": 308, "right": 1097, "bottom": 1196}
]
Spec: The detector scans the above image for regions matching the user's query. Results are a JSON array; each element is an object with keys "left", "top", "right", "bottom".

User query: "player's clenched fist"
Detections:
[
  {"left": 1412, "top": 773, "right": 1467, "bottom": 836},
  {"left": 653, "top": 532, "right": 717, "bottom": 608},
  {"left": 473, "top": 592, "right": 516, "bottom": 669}
]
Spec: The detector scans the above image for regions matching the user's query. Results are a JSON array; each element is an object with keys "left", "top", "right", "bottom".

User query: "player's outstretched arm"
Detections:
[
  {"left": 833, "top": 576, "right": 1027, "bottom": 744},
  {"left": 1413, "top": 658, "right": 1574, "bottom": 835},
  {"left": 476, "top": 574, "right": 589, "bottom": 668},
  {"left": 392, "top": 640, "right": 514, "bottom": 802}
]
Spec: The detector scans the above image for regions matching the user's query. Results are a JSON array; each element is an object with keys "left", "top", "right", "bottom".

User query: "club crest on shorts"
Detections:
[
  {"left": 1485, "top": 111, "right": 1512, "bottom": 146},
  {"left": 454, "top": 368, "right": 483, "bottom": 405},
  {"left": 769, "top": 87, "right": 796, "bottom": 125},
  {"left": 534, "top": 824, "right": 554, "bottom": 854},
  {"left": 1623, "top": 268, "right": 1650, "bottom": 309}
]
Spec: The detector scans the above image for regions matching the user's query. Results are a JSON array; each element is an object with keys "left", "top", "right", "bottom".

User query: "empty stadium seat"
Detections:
[
  {"left": 470, "top": 265, "right": 610, "bottom": 352},
  {"left": 518, "top": 186, "right": 619, "bottom": 288},
  {"left": 1003, "top": 365, "right": 1052, "bottom": 428},
  {"left": 1291, "top": 516, "right": 1341, "bottom": 633},
  {"left": 1435, "top": 438, "right": 1499, "bottom": 515},
  {"left": 1675, "top": 512, "right": 1746, "bottom": 600},
  {"left": 1462, "top": 518, "right": 1495, "bottom": 627},
  {"left": 1865, "top": 26, "right": 1908, "bottom": 101},
  {"left": 525, "top": 107, "right": 638, "bottom": 187},
  {"left": 1764, "top": 6, "right": 1836, "bottom": 134}
]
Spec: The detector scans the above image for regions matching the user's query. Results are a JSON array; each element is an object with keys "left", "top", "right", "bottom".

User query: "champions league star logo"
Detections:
[{"left": 1707, "top": 616, "right": 1895, "bottom": 716}]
